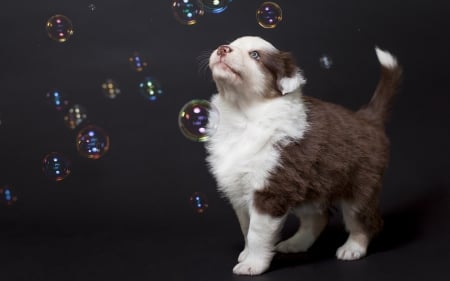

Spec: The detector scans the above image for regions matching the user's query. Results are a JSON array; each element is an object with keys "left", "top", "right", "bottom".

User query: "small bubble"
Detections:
[
  {"left": 45, "top": 89, "right": 70, "bottom": 111},
  {"left": 319, "top": 55, "right": 333, "bottom": 69},
  {"left": 189, "top": 192, "right": 209, "bottom": 213},
  {"left": 139, "top": 77, "right": 163, "bottom": 101},
  {"left": 101, "top": 79, "right": 121, "bottom": 99},
  {"left": 88, "top": 4, "right": 96, "bottom": 12},
  {"left": 76, "top": 125, "right": 110, "bottom": 160},
  {"left": 128, "top": 52, "right": 148, "bottom": 72},
  {"left": 256, "top": 2, "right": 282, "bottom": 29},
  {"left": 178, "top": 99, "right": 219, "bottom": 142},
  {"left": 200, "top": 0, "right": 232, "bottom": 14},
  {"left": 46, "top": 14, "right": 74, "bottom": 42},
  {"left": 64, "top": 104, "right": 88, "bottom": 129},
  {"left": 0, "top": 184, "right": 18, "bottom": 206},
  {"left": 172, "top": 0, "right": 205, "bottom": 25},
  {"left": 42, "top": 152, "right": 71, "bottom": 181}
]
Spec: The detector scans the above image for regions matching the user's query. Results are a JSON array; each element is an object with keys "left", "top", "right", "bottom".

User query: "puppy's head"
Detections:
[{"left": 209, "top": 36, "right": 305, "bottom": 101}]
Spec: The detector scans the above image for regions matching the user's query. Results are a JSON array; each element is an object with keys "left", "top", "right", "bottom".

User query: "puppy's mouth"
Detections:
[{"left": 211, "top": 60, "right": 241, "bottom": 78}]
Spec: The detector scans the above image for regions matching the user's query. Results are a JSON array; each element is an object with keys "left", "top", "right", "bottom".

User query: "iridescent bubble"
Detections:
[
  {"left": 319, "top": 55, "right": 333, "bottom": 69},
  {"left": 256, "top": 2, "right": 282, "bottom": 29},
  {"left": 139, "top": 77, "right": 163, "bottom": 101},
  {"left": 172, "top": 0, "right": 205, "bottom": 25},
  {"left": 42, "top": 152, "right": 71, "bottom": 181},
  {"left": 64, "top": 104, "right": 88, "bottom": 129},
  {"left": 101, "top": 79, "right": 121, "bottom": 99},
  {"left": 189, "top": 192, "right": 209, "bottom": 213},
  {"left": 200, "top": 0, "right": 232, "bottom": 14},
  {"left": 76, "top": 125, "right": 110, "bottom": 160},
  {"left": 88, "top": 4, "right": 96, "bottom": 12},
  {"left": 128, "top": 52, "right": 148, "bottom": 72},
  {"left": 178, "top": 99, "right": 219, "bottom": 142},
  {"left": 46, "top": 14, "right": 74, "bottom": 42},
  {"left": 45, "top": 89, "right": 70, "bottom": 111},
  {"left": 0, "top": 184, "right": 18, "bottom": 206}
]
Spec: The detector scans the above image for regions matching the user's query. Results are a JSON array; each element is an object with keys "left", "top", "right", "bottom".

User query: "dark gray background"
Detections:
[{"left": 0, "top": 0, "right": 449, "bottom": 280}]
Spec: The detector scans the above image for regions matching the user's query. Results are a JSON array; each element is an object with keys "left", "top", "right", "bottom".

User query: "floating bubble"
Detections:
[
  {"left": 178, "top": 99, "right": 219, "bottom": 142},
  {"left": 76, "top": 125, "right": 110, "bottom": 159},
  {"left": 0, "top": 184, "right": 18, "bottom": 206},
  {"left": 319, "top": 55, "right": 333, "bottom": 69},
  {"left": 45, "top": 89, "right": 70, "bottom": 111},
  {"left": 256, "top": 2, "right": 282, "bottom": 29},
  {"left": 46, "top": 14, "right": 74, "bottom": 42},
  {"left": 101, "top": 79, "right": 121, "bottom": 99},
  {"left": 88, "top": 4, "right": 96, "bottom": 12},
  {"left": 200, "top": 0, "right": 232, "bottom": 14},
  {"left": 64, "top": 104, "right": 88, "bottom": 129},
  {"left": 189, "top": 192, "right": 209, "bottom": 213},
  {"left": 172, "top": 0, "right": 205, "bottom": 25},
  {"left": 42, "top": 152, "right": 71, "bottom": 181},
  {"left": 139, "top": 77, "right": 163, "bottom": 101},
  {"left": 128, "top": 52, "right": 148, "bottom": 72}
]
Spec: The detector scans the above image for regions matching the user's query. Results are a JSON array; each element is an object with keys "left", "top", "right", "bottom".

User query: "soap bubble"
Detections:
[
  {"left": 88, "top": 4, "right": 96, "bottom": 12},
  {"left": 200, "top": 0, "right": 232, "bottom": 14},
  {"left": 42, "top": 152, "right": 71, "bottom": 181},
  {"left": 139, "top": 77, "right": 163, "bottom": 101},
  {"left": 64, "top": 104, "right": 88, "bottom": 129},
  {"left": 45, "top": 89, "right": 70, "bottom": 111},
  {"left": 46, "top": 14, "right": 74, "bottom": 42},
  {"left": 178, "top": 99, "right": 219, "bottom": 142},
  {"left": 76, "top": 125, "right": 110, "bottom": 159},
  {"left": 256, "top": 2, "right": 282, "bottom": 29},
  {"left": 319, "top": 55, "right": 333, "bottom": 69},
  {"left": 0, "top": 184, "right": 18, "bottom": 206},
  {"left": 172, "top": 0, "right": 205, "bottom": 25},
  {"left": 128, "top": 52, "right": 148, "bottom": 72},
  {"left": 101, "top": 79, "right": 121, "bottom": 99},
  {"left": 189, "top": 192, "right": 209, "bottom": 213}
]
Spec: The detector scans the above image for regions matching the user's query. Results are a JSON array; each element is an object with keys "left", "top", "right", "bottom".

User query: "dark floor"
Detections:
[{"left": 1, "top": 187, "right": 448, "bottom": 281}]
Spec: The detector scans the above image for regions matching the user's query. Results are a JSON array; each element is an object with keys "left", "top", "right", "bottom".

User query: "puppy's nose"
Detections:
[{"left": 217, "top": 45, "right": 233, "bottom": 57}]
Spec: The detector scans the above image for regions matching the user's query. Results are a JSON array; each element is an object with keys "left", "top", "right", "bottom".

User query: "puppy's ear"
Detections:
[
  {"left": 278, "top": 69, "right": 306, "bottom": 95},
  {"left": 277, "top": 51, "right": 306, "bottom": 95},
  {"left": 262, "top": 51, "right": 306, "bottom": 95}
]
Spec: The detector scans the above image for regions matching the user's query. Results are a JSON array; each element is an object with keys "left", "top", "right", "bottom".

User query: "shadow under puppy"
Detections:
[{"left": 205, "top": 36, "right": 402, "bottom": 275}]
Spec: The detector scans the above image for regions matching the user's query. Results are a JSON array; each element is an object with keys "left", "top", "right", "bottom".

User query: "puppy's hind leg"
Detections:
[
  {"left": 276, "top": 204, "right": 328, "bottom": 253},
  {"left": 336, "top": 199, "right": 382, "bottom": 260}
]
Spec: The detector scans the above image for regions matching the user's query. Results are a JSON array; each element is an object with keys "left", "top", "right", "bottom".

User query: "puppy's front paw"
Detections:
[
  {"left": 232, "top": 259, "right": 270, "bottom": 276},
  {"left": 238, "top": 247, "right": 249, "bottom": 262},
  {"left": 336, "top": 241, "right": 367, "bottom": 261}
]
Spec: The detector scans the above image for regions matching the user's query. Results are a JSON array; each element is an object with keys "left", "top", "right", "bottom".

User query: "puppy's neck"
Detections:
[
  {"left": 219, "top": 90, "right": 265, "bottom": 111},
  {"left": 215, "top": 82, "right": 280, "bottom": 111}
]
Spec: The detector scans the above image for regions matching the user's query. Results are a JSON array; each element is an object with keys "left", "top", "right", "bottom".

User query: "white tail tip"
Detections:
[{"left": 375, "top": 47, "right": 398, "bottom": 69}]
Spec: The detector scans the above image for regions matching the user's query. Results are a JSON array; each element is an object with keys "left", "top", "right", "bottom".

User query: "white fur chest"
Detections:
[{"left": 205, "top": 92, "right": 309, "bottom": 208}]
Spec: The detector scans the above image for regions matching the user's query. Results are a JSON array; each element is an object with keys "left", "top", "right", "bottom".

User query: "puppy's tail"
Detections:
[{"left": 357, "top": 47, "right": 402, "bottom": 127}]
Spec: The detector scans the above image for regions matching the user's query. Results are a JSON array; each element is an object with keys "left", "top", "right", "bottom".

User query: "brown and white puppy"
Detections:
[{"left": 205, "top": 36, "right": 402, "bottom": 275}]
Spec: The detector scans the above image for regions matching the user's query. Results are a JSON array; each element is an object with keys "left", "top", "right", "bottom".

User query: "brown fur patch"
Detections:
[{"left": 253, "top": 96, "right": 389, "bottom": 234}]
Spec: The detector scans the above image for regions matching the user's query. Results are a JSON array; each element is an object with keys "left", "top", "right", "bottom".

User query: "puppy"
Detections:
[{"left": 205, "top": 36, "right": 402, "bottom": 275}]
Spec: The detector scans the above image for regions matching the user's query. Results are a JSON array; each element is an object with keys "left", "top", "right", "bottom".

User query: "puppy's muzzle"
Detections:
[{"left": 217, "top": 45, "right": 233, "bottom": 57}]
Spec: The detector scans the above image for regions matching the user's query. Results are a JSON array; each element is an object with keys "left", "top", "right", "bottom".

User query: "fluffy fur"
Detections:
[{"left": 205, "top": 36, "right": 402, "bottom": 275}]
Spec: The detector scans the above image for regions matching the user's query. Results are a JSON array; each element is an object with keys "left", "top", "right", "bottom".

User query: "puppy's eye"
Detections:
[{"left": 249, "top": 51, "right": 260, "bottom": 60}]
